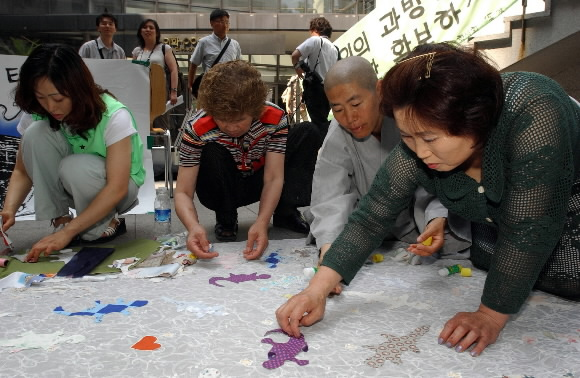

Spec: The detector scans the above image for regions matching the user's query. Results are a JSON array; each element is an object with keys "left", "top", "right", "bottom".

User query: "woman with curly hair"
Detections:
[
  {"left": 276, "top": 42, "right": 580, "bottom": 357},
  {"left": 175, "top": 60, "right": 320, "bottom": 260},
  {"left": 1, "top": 44, "right": 145, "bottom": 262}
]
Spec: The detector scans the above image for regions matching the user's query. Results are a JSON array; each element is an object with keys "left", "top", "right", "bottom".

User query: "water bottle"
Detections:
[{"left": 154, "top": 187, "right": 171, "bottom": 237}]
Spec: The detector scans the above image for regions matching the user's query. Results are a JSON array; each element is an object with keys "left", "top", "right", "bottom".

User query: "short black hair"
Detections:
[
  {"left": 210, "top": 9, "right": 229, "bottom": 21},
  {"left": 96, "top": 13, "right": 118, "bottom": 28}
]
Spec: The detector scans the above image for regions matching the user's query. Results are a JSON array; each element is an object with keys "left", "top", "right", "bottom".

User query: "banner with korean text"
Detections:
[{"left": 335, "top": 0, "right": 518, "bottom": 77}]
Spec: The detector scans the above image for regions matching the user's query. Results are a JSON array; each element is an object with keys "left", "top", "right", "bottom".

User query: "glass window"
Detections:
[
  {"left": 251, "top": 0, "right": 279, "bottom": 13},
  {"left": 89, "top": 0, "right": 123, "bottom": 14},
  {"left": 306, "top": 0, "right": 330, "bottom": 13},
  {"left": 190, "top": 1, "right": 220, "bottom": 12},
  {"left": 281, "top": 0, "right": 306, "bottom": 13},
  {"left": 279, "top": 54, "right": 292, "bottom": 67},
  {"left": 250, "top": 55, "right": 278, "bottom": 66},
  {"left": 333, "top": 0, "right": 358, "bottom": 14},
  {"left": 126, "top": 0, "right": 156, "bottom": 13},
  {"left": 158, "top": 2, "right": 189, "bottom": 13},
  {"left": 11, "top": 0, "right": 49, "bottom": 15},
  {"left": 222, "top": 0, "right": 251, "bottom": 13},
  {"left": 49, "top": 0, "right": 87, "bottom": 14}
]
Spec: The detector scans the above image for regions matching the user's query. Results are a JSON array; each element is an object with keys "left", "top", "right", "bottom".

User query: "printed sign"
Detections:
[{"left": 335, "top": 0, "right": 518, "bottom": 76}]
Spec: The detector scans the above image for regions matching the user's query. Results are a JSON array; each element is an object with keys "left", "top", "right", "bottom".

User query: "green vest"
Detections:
[{"left": 59, "top": 94, "right": 146, "bottom": 186}]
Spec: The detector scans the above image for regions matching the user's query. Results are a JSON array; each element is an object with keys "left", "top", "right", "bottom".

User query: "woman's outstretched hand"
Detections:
[
  {"left": 438, "top": 303, "right": 509, "bottom": 357},
  {"left": 275, "top": 266, "right": 343, "bottom": 337}
]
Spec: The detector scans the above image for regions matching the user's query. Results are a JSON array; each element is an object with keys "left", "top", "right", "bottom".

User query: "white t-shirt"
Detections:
[
  {"left": 131, "top": 44, "right": 168, "bottom": 69},
  {"left": 295, "top": 35, "right": 339, "bottom": 83},
  {"left": 17, "top": 109, "right": 135, "bottom": 147}
]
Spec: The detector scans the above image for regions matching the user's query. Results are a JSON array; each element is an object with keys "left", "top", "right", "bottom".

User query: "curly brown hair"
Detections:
[
  {"left": 309, "top": 17, "right": 333, "bottom": 38},
  {"left": 197, "top": 60, "right": 267, "bottom": 121}
]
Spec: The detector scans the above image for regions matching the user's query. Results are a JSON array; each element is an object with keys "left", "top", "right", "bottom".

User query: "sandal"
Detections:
[
  {"left": 50, "top": 211, "right": 74, "bottom": 233},
  {"left": 87, "top": 218, "right": 127, "bottom": 244},
  {"left": 214, "top": 222, "right": 238, "bottom": 242}
]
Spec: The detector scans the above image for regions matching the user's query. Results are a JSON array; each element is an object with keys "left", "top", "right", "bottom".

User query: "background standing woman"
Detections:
[{"left": 132, "top": 18, "right": 179, "bottom": 133}]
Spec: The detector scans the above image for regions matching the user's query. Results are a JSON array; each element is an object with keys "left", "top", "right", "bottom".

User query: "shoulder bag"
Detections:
[{"left": 191, "top": 38, "right": 232, "bottom": 98}]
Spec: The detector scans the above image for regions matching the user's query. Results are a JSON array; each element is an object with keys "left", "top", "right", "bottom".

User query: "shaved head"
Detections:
[{"left": 324, "top": 56, "right": 378, "bottom": 94}]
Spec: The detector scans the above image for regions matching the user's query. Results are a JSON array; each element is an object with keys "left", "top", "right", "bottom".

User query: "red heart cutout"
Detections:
[{"left": 132, "top": 336, "right": 161, "bottom": 350}]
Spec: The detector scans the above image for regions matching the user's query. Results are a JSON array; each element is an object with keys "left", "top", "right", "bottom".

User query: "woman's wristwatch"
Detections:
[{"left": 171, "top": 88, "right": 178, "bottom": 92}]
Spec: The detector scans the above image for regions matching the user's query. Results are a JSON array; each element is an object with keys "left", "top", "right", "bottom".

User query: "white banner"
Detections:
[
  {"left": 0, "top": 56, "right": 155, "bottom": 217},
  {"left": 335, "top": 0, "right": 518, "bottom": 77}
]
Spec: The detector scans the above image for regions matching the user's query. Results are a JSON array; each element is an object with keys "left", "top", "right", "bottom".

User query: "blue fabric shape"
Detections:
[
  {"left": 56, "top": 247, "right": 115, "bottom": 278},
  {"left": 53, "top": 298, "right": 148, "bottom": 322},
  {"left": 264, "top": 252, "right": 281, "bottom": 268}
]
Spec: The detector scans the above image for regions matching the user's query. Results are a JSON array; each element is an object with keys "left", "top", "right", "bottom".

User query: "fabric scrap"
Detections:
[
  {"left": 57, "top": 247, "right": 115, "bottom": 278},
  {"left": 124, "top": 263, "right": 181, "bottom": 278},
  {"left": 0, "top": 272, "right": 45, "bottom": 291},
  {"left": 131, "top": 336, "right": 161, "bottom": 350},
  {"left": 0, "top": 330, "right": 85, "bottom": 352},
  {"left": 53, "top": 298, "right": 148, "bottom": 323},
  {"left": 209, "top": 272, "right": 271, "bottom": 287},
  {"left": 162, "top": 297, "right": 228, "bottom": 318},
  {"left": 264, "top": 252, "right": 282, "bottom": 268},
  {"left": 261, "top": 328, "right": 309, "bottom": 369},
  {"left": 364, "top": 325, "right": 430, "bottom": 367}
]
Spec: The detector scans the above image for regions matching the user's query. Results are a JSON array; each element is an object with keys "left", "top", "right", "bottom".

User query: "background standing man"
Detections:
[
  {"left": 188, "top": 9, "right": 242, "bottom": 98},
  {"left": 292, "top": 16, "right": 339, "bottom": 137},
  {"left": 78, "top": 12, "right": 126, "bottom": 59}
]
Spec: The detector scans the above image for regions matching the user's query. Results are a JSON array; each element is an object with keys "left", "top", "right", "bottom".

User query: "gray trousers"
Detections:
[{"left": 21, "top": 121, "right": 139, "bottom": 240}]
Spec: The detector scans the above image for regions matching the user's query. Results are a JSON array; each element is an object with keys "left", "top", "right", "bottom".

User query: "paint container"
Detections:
[{"left": 0, "top": 257, "right": 9, "bottom": 267}]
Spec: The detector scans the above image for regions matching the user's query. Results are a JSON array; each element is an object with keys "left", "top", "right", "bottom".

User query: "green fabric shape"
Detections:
[
  {"left": 90, "top": 239, "right": 160, "bottom": 274},
  {"left": 0, "top": 239, "right": 160, "bottom": 278}
]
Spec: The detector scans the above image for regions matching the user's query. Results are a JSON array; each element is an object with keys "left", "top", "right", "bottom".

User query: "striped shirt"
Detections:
[{"left": 179, "top": 102, "right": 288, "bottom": 175}]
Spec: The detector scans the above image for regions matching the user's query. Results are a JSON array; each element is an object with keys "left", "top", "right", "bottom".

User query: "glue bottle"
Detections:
[
  {"left": 154, "top": 187, "right": 171, "bottom": 237},
  {"left": 303, "top": 267, "right": 318, "bottom": 280},
  {"left": 438, "top": 264, "right": 472, "bottom": 277}
]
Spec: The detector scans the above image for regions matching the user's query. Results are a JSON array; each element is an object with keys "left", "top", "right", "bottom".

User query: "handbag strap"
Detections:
[
  {"left": 311, "top": 37, "right": 323, "bottom": 74},
  {"left": 94, "top": 39, "right": 105, "bottom": 59},
  {"left": 211, "top": 38, "right": 232, "bottom": 67}
]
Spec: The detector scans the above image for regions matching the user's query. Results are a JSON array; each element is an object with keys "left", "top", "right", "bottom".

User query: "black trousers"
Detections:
[
  {"left": 302, "top": 79, "right": 330, "bottom": 139},
  {"left": 195, "top": 122, "right": 322, "bottom": 225}
]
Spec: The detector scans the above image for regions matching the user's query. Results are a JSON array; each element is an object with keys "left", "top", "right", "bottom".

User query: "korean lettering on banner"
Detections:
[
  {"left": 338, "top": 31, "right": 380, "bottom": 74},
  {"left": 379, "top": 0, "right": 467, "bottom": 63}
]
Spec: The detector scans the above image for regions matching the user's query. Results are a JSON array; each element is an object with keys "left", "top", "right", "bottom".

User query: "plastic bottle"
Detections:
[{"left": 154, "top": 187, "right": 171, "bottom": 237}]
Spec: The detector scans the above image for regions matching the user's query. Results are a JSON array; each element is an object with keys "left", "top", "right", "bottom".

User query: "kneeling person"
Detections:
[{"left": 175, "top": 60, "right": 320, "bottom": 260}]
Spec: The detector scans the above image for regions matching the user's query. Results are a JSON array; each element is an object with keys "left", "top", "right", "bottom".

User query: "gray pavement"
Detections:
[{"left": 7, "top": 181, "right": 309, "bottom": 251}]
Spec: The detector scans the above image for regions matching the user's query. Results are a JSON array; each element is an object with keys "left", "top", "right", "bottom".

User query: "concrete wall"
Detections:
[{"left": 474, "top": 0, "right": 580, "bottom": 99}]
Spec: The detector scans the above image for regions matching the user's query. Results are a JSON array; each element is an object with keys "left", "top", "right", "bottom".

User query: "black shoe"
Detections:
[
  {"left": 215, "top": 222, "right": 238, "bottom": 242},
  {"left": 273, "top": 211, "right": 310, "bottom": 234}
]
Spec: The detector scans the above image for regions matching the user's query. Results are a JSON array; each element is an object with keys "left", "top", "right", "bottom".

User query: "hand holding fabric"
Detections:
[
  {"left": 26, "top": 230, "right": 74, "bottom": 263},
  {"left": 243, "top": 221, "right": 269, "bottom": 260},
  {"left": 276, "top": 266, "right": 342, "bottom": 337},
  {"left": 186, "top": 224, "right": 218, "bottom": 259},
  {"left": 407, "top": 217, "right": 447, "bottom": 256}
]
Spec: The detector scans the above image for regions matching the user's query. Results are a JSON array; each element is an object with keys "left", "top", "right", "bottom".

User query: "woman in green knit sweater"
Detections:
[{"left": 276, "top": 42, "right": 580, "bottom": 357}]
